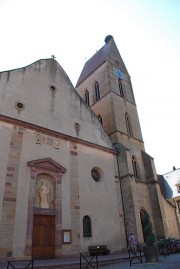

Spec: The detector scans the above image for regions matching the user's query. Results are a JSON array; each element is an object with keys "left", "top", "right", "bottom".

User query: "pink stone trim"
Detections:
[
  {"left": 6, "top": 173, "right": 13, "bottom": 177},
  {"left": 3, "top": 197, "right": 16, "bottom": 202},
  {"left": 7, "top": 166, "right": 15, "bottom": 171},
  {"left": 70, "top": 151, "right": 78, "bottom": 156}
]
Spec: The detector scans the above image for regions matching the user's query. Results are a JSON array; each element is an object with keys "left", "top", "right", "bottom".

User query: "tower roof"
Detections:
[{"left": 76, "top": 36, "right": 129, "bottom": 87}]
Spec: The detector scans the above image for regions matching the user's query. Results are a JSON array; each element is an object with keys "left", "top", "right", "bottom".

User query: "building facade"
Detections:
[
  {"left": 158, "top": 167, "right": 180, "bottom": 236},
  {"left": 0, "top": 35, "right": 179, "bottom": 260}
]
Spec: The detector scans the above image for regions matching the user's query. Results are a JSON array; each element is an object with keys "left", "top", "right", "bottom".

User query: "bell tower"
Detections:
[
  {"left": 76, "top": 36, "right": 166, "bottom": 243},
  {"left": 76, "top": 35, "right": 143, "bottom": 146}
]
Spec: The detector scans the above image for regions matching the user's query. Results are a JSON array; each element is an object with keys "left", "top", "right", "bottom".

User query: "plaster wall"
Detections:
[
  {"left": 78, "top": 144, "right": 124, "bottom": 252},
  {"left": 0, "top": 59, "right": 112, "bottom": 149},
  {"left": 0, "top": 121, "right": 120, "bottom": 258}
]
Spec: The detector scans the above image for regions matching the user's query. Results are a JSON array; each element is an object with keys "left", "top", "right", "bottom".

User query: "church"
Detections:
[{"left": 0, "top": 35, "right": 179, "bottom": 260}]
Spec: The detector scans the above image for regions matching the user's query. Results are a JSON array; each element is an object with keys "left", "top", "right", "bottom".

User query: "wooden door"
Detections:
[{"left": 32, "top": 215, "right": 55, "bottom": 259}]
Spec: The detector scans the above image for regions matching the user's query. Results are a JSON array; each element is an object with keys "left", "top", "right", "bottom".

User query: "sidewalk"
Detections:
[
  {"left": 101, "top": 252, "right": 180, "bottom": 269},
  {"left": 1, "top": 252, "right": 180, "bottom": 269}
]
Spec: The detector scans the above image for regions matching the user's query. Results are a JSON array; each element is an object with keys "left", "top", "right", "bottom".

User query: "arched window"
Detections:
[
  {"left": 83, "top": 215, "right": 92, "bottom": 237},
  {"left": 118, "top": 78, "right": 124, "bottom": 97},
  {"left": 97, "top": 114, "right": 103, "bottom": 124},
  {"left": 132, "top": 155, "right": 139, "bottom": 179},
  {"left": 95, "top": 81, "right": 100, "bottom": 101},
  {"left": 125, "top": 113, "right": 133, "bottom": 136},
  {"left": 85, "top": 90, "right": 90, "bottom": 106}
]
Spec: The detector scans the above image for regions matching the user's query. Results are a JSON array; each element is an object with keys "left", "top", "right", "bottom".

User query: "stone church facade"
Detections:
[{"left": 0, "top": 35, "right": 179, "bottom": 260}]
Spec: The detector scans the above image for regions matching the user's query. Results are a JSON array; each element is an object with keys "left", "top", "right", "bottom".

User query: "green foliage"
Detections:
[
  {"left": 143, "top": 223, "right": 152, "bottom": 235},
  {"left": 157, "top": 239, "right": 166, "bottom": 248},
  {"left": 141, "top": 210, "right": 155, "bottom": 246},
  {"left": 146, "top": 233, "right": 155, "bottom": 247},
  {"left": 142, "top": 211, "right": 150, "bottom": 224},
  {"left": 165, "top": 238, "right": 172, "bottom": 248},
  {"left": 157, "top": 238, "right": 173, "bottom": 249}
]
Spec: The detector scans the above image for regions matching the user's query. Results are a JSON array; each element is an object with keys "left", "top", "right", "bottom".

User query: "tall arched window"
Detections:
[
  {"left": 125, "top": 112, "right": 133, "bottom": 136},
  {"left": 83, "top": 215, "right": 92, "bottom": 237},
  {"left": 132, "top": 155, "right": 139, "bottom": 179},
  {"left": 85, "top": 90, "right": 90, "bottom": 106},
  {"left": 95, "top": 81, "right": 100, "bottom": 101},
  {"left": 118, "top": 78, "right": 124, "bottom": 97}
]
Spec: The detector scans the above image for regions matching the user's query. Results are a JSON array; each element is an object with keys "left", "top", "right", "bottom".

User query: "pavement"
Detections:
[
  {"left": 1, "top": 251, "right": 180, "bottom": 269},
  {"left": 101, "top": 252, "right": 180, "bottom": 269}
]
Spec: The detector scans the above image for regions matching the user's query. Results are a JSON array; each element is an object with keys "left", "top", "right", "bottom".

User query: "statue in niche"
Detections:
[{"left": 39, "top": 180, "right": 50, "bottom": 209}]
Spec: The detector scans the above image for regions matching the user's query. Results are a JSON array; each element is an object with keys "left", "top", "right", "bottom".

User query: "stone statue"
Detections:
[{"left": 39, "top": 180, "right": 49, "bottom": 209}]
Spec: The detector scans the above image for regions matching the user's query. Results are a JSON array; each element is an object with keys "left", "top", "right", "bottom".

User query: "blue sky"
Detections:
[{"left": 0, "top": 0, "right": 179, "bottom": 174}]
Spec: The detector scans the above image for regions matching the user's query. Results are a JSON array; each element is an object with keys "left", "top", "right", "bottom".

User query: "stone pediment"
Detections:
[{"left": 27, "top": 158, "right": 66, "bottom": 173}]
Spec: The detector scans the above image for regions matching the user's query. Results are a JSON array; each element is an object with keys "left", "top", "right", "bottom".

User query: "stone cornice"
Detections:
[{"left": 0, "top": 114, "right": 116, "bottom": 155}]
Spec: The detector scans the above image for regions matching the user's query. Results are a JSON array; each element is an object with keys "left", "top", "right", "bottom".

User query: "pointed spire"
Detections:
[{"left": 76, "top": 36, "right": 128, "bottom": 87}]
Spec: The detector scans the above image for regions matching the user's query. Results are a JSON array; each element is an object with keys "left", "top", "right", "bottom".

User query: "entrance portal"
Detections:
[{"left": 32, "top": 215, "right": 55, "bottom": 259}]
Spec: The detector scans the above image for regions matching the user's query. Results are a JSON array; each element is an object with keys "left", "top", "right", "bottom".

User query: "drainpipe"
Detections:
[{"left": 113, "top": 143, "right": 129, "bottom": 248}]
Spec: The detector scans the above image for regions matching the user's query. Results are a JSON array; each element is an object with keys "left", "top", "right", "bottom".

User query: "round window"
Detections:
[
  {"left": 15, "top": 102, "right": 25, "bottom": 112},
  {"left": 17, "top": 102, "right": 24, "bottom": 109},
  {"left": 91, "top": 168, "right": 101, "bottom": 182},
  {"left": 50, "top": 85, "right": 56, "bottom": 92}
]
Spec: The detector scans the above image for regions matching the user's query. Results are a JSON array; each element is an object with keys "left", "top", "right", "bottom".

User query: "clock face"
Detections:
[{"left": 114, "top": 67, "right": 125, "bottom": 79}]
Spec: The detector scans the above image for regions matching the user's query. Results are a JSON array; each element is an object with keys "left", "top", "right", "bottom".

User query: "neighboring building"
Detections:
[
  {"left": 0, "top": 35, "right": 179, "bottom": 260},
  {"left": 158, "top": 167, "right": 180, "bottom": 236}
]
